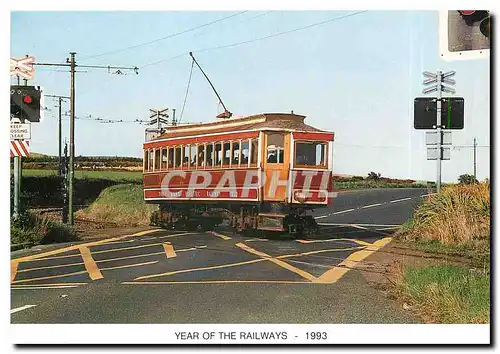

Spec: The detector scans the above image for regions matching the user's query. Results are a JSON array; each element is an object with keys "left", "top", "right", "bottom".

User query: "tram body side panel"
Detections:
[{"left": 143, "top": 169, "right": 260, "bottom": 202}]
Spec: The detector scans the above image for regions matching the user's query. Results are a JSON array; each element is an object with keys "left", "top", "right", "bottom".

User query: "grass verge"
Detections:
[
  {"left": 392, "top": 182, "right": 490, "bottom": 323},
  {"left": 11, "top": 211, "right": 79, "bottom": 250},
  {"left": 76, "top": 184, "right": 157, "bottom": 226},
  {"left": 395, "top": 265, "right": 490, "bottom": 324}
]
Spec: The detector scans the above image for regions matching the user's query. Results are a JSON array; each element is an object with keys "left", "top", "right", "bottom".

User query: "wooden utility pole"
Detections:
[
  {"left": 45, "top": 94, "right": 70, "bottom": 175},
  {"left": 33, "top": 54, "right": 139, "bottom": 225}
]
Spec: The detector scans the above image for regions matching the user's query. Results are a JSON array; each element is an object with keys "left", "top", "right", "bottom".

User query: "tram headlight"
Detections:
[{"left": 294, "top": 191, "right": 307, "bottom": 203}]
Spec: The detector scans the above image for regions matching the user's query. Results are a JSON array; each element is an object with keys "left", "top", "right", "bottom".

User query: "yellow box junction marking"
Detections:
[
  {"left": 10, "top": 229, "right": 166, "bottom": 283},
  {"left": 100, "top": 260, "right": 158, "bottom": 271},
  {"left": 210, "top": 231, "right": 232, "bottom": 240},
  {"left": 235, "top": 243, "right": 317, "bottom": 282},
  {"left": 163, "top": 242, "right": 177, "bottom": 258},
  {"left": 79, "top": 246, "right": 104, "bottom": 280},
  {"left": 11, "top": 270, "right": 89, "bottom": 284},
  {"left": 313, "top": 237, "right": 393, "bottom": 284}
]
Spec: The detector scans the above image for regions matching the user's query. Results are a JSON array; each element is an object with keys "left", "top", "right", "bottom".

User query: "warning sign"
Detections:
[{"left": 10, "top": 123, "right": 31, "bottom": 140}]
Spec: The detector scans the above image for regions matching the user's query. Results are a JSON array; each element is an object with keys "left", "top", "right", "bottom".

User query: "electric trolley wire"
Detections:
[
  {"left": 179, "top": 59, "right": 195, "bottom": 124},
  {"left": 79, "top": 11, "right": 248, "bottom": 61},
  {"left": 140, "top": 10, "right": 368, "bottom": 70}
]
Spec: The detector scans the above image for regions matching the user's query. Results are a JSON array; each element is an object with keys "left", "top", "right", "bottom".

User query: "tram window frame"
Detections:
[
  {"left": 149, "top": 149, "right": 154, "bottom": 171},
  {"left": 175, "top": 146, "right": 182, "bottom": 169},
  {"left": 231, "top": 140, "right": 240, "bottom": 167},
  {"left": 168, "top": 147, "right": 174, "bottom": 169},
  {"left": 197, "top": 144, "right": 205, "bottom": 168},
  {"left": 215, "top": 142, "right": 222, "bottom": 167},
  {"left": 250, "top": 139, "right": 258, "bottom": 167},
  {"left": 161, "top": 148, "right": 167, "bottom": 170},
  {"left": 266, "top": 133, "right": 285, "bottom": 164},
  {"left": 144, "top": 150, "right": 149, "bottom": 172},
  {"left": 222, "top": 142, "right": 231, "bottom": 167},
  {"left": 206, "top": 143, "right": 214, "bottom": 168},
  {"left": 294, "top": 141, "right": 328, "bottom": 168},
  {"left": 241, "top": 140, "right": 250, "bottom": 167}
]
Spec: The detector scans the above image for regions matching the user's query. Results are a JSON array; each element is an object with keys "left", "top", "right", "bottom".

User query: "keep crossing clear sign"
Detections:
[{"left": 10, "top": 122, "right": 31, "bottom": 140}]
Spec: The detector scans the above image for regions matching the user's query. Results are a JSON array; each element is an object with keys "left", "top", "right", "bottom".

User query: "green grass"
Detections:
[
  {"left": 76, "top": 184, "right": 156, "bottom": 226},
  {"left": 11, "top": 211, "right": 78, "bottom": 249},
  {"left": 398, "top": 265, "right": 490, "bottom": 323},
  {"left": 20, "top": 169, "right": 142, "bottom": 182}
]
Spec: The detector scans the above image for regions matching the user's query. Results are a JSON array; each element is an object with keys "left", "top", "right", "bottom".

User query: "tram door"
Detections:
[{"left": 263, "top": 132, "right": 290, "bottom": 201}]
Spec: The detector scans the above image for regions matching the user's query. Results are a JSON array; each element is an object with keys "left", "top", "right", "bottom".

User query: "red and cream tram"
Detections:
[{"left": 143, "top": 112, "right": 334, "bottom": 234}]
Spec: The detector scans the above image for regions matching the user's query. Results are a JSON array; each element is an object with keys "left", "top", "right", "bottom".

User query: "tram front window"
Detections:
[{"left": 295, "top": 142, "right": 327, "bottom": 167}]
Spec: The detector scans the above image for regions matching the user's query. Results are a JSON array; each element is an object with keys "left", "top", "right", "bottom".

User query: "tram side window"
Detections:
[
  {"left": 144, "top": 150, "right": 149, "bottom": 171},
  {"left": 154, "top": 149, "right": 160, "bottom": 171},
  {"left": 168, "top": 147, "right": 174, "bottom": 169},
  {"left": 232, "top": 141, "right": 240, "bottom": 166},
  {"left": 183, "top": 145, "right": 190, "bottom": 168},
  {"left": 206, "top": 143, "right": 214, "bottom": 167},
  {"left": 241, "top": 140, "right": 249, "bottom": 166},
  {"left": 215, "top": 142, "right": 222, "bottom": 166},
  {"left": 198, "top": 145, "right": 205, "bottom": 167},
  {"left": 161, "top": 148, "right": 167, "bottom": 170},
  {"left": 250, "top": 139, "right": 258, "bottom": 165},
  {"left": 175, "top": 146, "right": 182, "bottom": 168},
  {"left": 222, "top": 142, "right": 231, "bottom": 166},
  {"left": 149, "top": 149, "right": 154, "bottom": 171},
  {"left": 295, "top": 142, "right": 327, "bottom": 166},
  {"left": 267, "top": 133, "right": 284, "bottom": 163},
  {"left": 190, "top": 145, "right": 197, "bottom": 167}
]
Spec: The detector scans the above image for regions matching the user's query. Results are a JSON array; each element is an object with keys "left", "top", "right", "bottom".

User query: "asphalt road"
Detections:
[{"left": 11, "top": 188, "right": 430, "bottom": 324}]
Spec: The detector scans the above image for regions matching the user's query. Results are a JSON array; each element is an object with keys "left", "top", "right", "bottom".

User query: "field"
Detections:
[{"left": 20, "top": 169, "right": 142, "bottom": 182}]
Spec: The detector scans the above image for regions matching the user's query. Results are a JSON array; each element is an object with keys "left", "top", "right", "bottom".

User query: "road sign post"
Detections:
[{"left": 418, "top": 69, "right": 458, "bottom": 193}]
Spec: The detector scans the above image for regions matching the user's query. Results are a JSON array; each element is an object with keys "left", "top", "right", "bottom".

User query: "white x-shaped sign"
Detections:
[{"left": 10, "top": 56, "right": 35, "bottom": 79}]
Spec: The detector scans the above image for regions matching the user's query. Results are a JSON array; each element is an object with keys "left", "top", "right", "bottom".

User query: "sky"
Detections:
[{"left": 9, "top": 10, "right": 490, "bottom": 182}]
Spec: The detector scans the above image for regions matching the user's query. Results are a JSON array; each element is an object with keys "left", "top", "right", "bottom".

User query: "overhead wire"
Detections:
[
  {"left": 179, "top": 59, "right": 195, "bottom": 124},
  {"left": 139, "top": 10, "right": 368, "bottom": 69},
  {"left": 78, "top": 11, "right": 248, "bottom": 61}
]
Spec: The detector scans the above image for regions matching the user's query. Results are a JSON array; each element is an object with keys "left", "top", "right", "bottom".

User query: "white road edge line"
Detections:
[
  {"left": 314, "top": 215, "right": 330, "bottom": 219},
  {"left": 318, "top": 223, "right": 401, "bottom": 227},
  {"left": 361, "top": 203, "right": 382, "bottom": 209},
  {"left": 332, "top": 208, "right": 355, "bottom": 215},
  {"left": 11, "top": 304, "right": 37, "bottom": 314},
  {"left": 421, "top": 193, "right": 435, "bottom": 197},
  {"left": 390, "top": 197, "right": 412, "bottom": 203}
]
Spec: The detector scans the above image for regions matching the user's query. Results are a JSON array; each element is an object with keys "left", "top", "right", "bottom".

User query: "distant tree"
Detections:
[
  {"left": 458, "top": 174, "right": 478, "bottom": 185},
  {"left": 367, "top": 172, "right": 382, "bottom": 180}
]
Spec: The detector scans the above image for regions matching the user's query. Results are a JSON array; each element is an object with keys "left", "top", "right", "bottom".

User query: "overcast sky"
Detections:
[{"left": 10, "top": 10, "right": 490, "bottom": 182}]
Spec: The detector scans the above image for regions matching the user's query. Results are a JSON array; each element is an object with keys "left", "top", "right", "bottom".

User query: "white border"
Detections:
[{"left": 11, "top": 324, "right": 490, "bottom": 344}]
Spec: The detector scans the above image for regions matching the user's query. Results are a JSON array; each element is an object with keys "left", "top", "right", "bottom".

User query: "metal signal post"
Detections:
[{"left": 421, "top": 70, "right": 456, "bottom": 193}]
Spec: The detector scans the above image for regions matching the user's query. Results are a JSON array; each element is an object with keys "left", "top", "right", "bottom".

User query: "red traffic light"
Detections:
[
  {"left": 459, "top": 10, "right": 476, "bottom": 16},
  {"left": 23, "top": 95, "right": 32, "bottom": 104}
]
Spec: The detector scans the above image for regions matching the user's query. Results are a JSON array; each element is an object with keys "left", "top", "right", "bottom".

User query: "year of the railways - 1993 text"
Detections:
[{"left": 306, "top": 332, "right": 328, "bottom": 340}]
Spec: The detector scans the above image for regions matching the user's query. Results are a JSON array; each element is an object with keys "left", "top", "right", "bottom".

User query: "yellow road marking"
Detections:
[
  {"left": 91, "top": 241, "right": 165, "bottom": 254},
  {"left": 123, "top": 280, "right": 312, "bottom": 285},
  {"left": 79, "top": 246, "right": 103, "bottom": 280},
  {"left": 297, "top": 238, "right": 372, "bottom": 246},
  {"left": 11, "top": 228, "right": 163, "bottom": 263},
  {"left": 163, "top": 243, "right": 177, "bottom": 258},
  {"left": 235, "top": 243, "right": 317, "bottom": 282},
  {"left": 17, "top": 261, "right": 85, "bottom": 273},
  {"left": 101, "top": 260, "right": 158, "bottom": 271},
  {"left": 29, "top": 253, "right": 86, "bottom": 261},
  {"left": 313, "top": 237, "right": 393, "bottom": 284},
  {"left": 95, "top": 246, "right": 202, "bottom": 264},
  {"left": 277, "top": 246, "right": 365, "bottom": 259},
  {"left": 11, "top": 282, "right": 88, "bottom": 287},
  {"left": 157, "top": 232, "right": 195, "bottom": 239},
  {"left": 210, "top": 231, "right": 232, "bottom": 240},
  {"left": 135, "top": 258, "right": 266, "bottom": 281},
  {"left": 11, "top": 262, "right": 19, "bottom": 282},
  {"left": 11, "top": 270, "right": 89, "bottom": 284}
]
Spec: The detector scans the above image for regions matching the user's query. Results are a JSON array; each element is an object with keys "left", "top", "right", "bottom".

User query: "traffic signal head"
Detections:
[
  {"left": 10, "top": 85, "right": 44, "bottom": 122},
  {"left": 440, "top": 10, "right": 490, "bottom": 61}
]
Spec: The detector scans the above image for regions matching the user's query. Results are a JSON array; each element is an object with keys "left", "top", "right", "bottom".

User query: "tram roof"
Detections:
[{"left": 153, "top": 113, "right": 329, "bottom": 140}]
